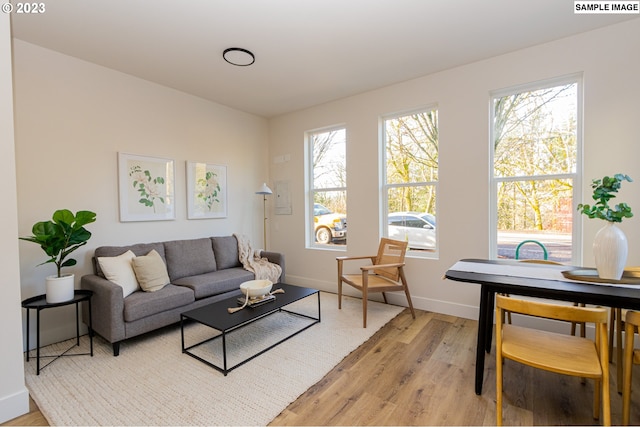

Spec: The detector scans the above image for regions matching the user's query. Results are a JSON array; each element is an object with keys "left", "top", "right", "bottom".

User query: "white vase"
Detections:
[
  {"left": 45, "top": 273, "right": 75, "bottom": 303},
  {"left": 593, "top": 222, "right": 628, "bottom": 280}
]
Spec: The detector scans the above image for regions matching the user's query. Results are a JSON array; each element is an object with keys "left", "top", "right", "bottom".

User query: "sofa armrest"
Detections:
[
  {"left": 80, "top": 274, "right": 126, "bottom": 344},
  {"left": 261, "top": 251, "right": 285, "bottom": 283}
]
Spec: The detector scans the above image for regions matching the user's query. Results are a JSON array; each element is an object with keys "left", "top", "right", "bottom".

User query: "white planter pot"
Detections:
[
  {"left": 593, "top": 222, "right": 628, "bottom": 280},
  {"left": 45, "top": 274, "right": 75, "bottom": 303}
]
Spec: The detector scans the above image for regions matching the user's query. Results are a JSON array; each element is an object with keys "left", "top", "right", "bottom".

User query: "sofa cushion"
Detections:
[
  {"left": 123, "top": 284, "right": 194, "bottom": 322},
  {"left": 94, "top": 242, "right": 166, "bottom": 278},
  {"left": 132, "top": 250, "right": 170, "bottom": 292},
  {"left": 172, "top": 267, "right": 254, "bottom": 299},
  {"left": 164, "top": 238, "right": 217, "bottom": 282},
  {"left": 211, "top": 236, "right": 241, "bottom": 270},
  {"left": 97, "top": 250, "right": 140, "bottom": 297}
]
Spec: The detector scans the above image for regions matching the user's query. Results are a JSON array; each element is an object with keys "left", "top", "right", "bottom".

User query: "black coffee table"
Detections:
[{"left": 180, "top": 283, "right": 320, "bottom": 375}]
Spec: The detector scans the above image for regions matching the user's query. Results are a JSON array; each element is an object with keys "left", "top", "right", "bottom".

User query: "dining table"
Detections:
[{"left": 444, "top": 258, "right": 640, "bottom": 395}]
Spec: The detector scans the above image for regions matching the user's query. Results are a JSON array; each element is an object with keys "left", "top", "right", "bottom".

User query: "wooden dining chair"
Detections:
[
  {"left": 622, "top": 310, "right": 640, "bottom": 425},
  {"left": 337, "top": 237, "right": 416, "bottom": 328},
  {"left": 495, "top": 294, "right": 610, "bottom": 426}
]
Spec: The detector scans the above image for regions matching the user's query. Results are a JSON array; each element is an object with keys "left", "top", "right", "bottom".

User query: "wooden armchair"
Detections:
[{"left": 337, "top": 238, "right": 416, "bottom": 327}]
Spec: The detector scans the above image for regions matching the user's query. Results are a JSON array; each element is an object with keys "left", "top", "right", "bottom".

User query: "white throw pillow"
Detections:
[
  {"left": 132, "top": 249, "right": 170, "bottom": 292},
  {"left": 98, "top": 250, "right": 140, "bottom": 297}
]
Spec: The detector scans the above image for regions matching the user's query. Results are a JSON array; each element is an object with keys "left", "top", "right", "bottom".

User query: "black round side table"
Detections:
[{"left": 22, "top": 289, "right": 94, "bottom": 375}]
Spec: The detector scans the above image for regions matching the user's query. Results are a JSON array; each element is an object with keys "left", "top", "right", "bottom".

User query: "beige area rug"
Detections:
[{"left": 24, "top": 292, "right": 403, "bottom": 426}]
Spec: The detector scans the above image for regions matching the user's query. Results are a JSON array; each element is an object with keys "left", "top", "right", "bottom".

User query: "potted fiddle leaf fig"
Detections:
[
  {"left": 20, "top": 209, "right": 97, "bottom": 303},
  {"left": 578, "top": 173, "right": 633, "bottom": 280}
]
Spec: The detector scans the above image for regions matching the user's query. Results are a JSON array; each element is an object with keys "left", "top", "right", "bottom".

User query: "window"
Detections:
[
  {"left": 307, "top": 127, "right": 347, "bottom": 248},
  {"left": 382, "top": 108, "right": 438, "bottom": 255},
  {"left": 490, "top": 77, "right": 581, "bottom": 263}
]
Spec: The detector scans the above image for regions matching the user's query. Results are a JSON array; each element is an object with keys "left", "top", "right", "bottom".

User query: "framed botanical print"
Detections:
[
  {"left": 186, "top": 161, "right": 227, "bottom": 219},
  {"left": 118, "top": 153, "right": 175, "bottom": 222}
]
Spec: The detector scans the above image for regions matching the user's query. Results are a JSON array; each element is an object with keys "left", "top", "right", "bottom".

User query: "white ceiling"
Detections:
[{"left": 9, "top": 0, "right": 638, "bottom": 118}]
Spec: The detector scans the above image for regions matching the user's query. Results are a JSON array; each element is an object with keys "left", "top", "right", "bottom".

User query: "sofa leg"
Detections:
[{"left": 112, "top": 342, "right": 120, "bottom": 357}]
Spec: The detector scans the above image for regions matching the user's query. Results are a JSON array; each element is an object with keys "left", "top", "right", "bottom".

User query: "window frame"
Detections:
[
  {"left": 489, "top": 74, "right": 583, "bottom": 264},
  {"left": 380, "top": 105, "right": 439, "bottom": 259},
  {"left": 305, "top": 125, "right": 348, "bottom": 250}
]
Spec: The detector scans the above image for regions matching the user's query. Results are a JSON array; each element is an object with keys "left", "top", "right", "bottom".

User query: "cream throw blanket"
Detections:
[{"left": 235, "top": 233, "right": 282, "bottom": 283}]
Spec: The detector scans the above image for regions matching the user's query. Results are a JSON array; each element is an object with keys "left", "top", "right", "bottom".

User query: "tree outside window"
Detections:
[
  {"left": 308, "top": 127, "right": 347, "bottom": 247},
  {"left": 383, "top": 108, "right": 438, "bottom": 254},
  {"left": 491, "top": 79, "right": 580, "bottom": 262}
]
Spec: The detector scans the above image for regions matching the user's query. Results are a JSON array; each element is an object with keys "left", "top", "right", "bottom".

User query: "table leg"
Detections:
[
  {"left": 475, "top": 286, "right": 492, "bottom": 395},
  {"left": 485, "top": 290, "right": 495, "bottom": 354},
  {"left": 75, "top": 301, "right": 80, "bottom": 346},
  {"left": 88, "top": 298, "right": 93, "bottom": 356},
  {"left": 36, "top": 308, "right": 41, "bottom": 375},
  {"left": 180, "top": 316, "right": 185, "bottom": 352},
  {"left": 222, "top": 332, "right": 228, "bottom": 376},
  {"left": 25, "top": 308, "right": 30, "bottom": 362}
]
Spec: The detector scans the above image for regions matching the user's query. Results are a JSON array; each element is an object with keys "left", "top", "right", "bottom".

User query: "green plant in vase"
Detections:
[
  {"left": 578, "top": 173, "right": 633, "bottom": 223},
  {"left": 20, "top": 209, "right": 97, "bottom": 302},
  {"left": 578, "top": 174, "right": 632, "bottom": 280}
]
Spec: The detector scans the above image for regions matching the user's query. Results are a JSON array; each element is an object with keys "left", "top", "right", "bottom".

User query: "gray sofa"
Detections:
[{"left": 81, "top": 235, "right": 284, "bottom": 356}]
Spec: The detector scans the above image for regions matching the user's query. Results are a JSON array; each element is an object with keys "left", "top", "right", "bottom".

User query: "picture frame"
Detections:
[
  {"left": 118, "top": 153, "right": 175, "bottom": 222},
  {"left": 186, "top": 161, "right": 227, "bottom": 219}
]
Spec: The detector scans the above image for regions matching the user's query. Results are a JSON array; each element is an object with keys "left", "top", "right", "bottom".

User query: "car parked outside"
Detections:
[
  {"left": 314, "top": 203, "right": 347, "bottom": 244},
  {"left": 388, "top": 212, "right": 436, "bottom": 250}
]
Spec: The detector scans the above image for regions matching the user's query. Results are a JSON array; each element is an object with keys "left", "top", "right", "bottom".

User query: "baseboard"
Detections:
[
  {"left": 285, "top": 274, "right": 479, "bottom": 320},
  {"left": 0, "top": 386, "right": 29, "bottom": 424}
]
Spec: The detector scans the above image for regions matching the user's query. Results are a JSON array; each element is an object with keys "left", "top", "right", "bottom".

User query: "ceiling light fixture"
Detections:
[{"left": 223, "top": 47, "right": 255, "bottom": 67}]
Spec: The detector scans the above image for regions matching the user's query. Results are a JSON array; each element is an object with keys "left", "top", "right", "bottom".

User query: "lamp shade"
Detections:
[{"left": 256, "top": 183, "right": 272, "bottom": 195}]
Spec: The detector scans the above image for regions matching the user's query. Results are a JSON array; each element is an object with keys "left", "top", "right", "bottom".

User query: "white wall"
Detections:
[
  {"left": 269, "top": 18, "right": 640, "bottom": 320},
  {"left": 12, "top": 40, "right": 270, "bottom": 348},
  {"left": 0, "top": 15, "right": 29, "bottom": 425}
]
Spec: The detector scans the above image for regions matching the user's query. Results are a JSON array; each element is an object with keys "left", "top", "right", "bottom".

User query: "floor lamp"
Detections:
[{"left": 256, "top": 183, "right": 272, "bottom": 249}]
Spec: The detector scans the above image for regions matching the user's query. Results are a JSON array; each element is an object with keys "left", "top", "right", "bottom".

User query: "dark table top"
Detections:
[
  {"left": 445, "top": 258, "right": 640, "bottom": 310},
  {"left": 22, "top": 289, "right": 93, "bottom": 309},
  {"left": 180, "top": 283, "right": 319, "bottom": 332}
]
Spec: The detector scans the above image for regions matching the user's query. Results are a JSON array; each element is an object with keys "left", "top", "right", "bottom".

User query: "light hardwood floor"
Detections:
[{"left": 5, "top": 308, "right": 640, "bottom": 426}]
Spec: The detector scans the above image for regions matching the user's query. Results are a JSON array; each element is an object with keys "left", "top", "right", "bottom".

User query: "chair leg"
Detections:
[
  {"left": 362, "top": 272, "right": 368, "bottom": 328},
  {"left": 496, "top": 316, "right": 503, "bottom": 426},
  {"left": 618, "top": 308, "right": 624, "bottom": 394},
  {"left": 399, "top": 268, "right": 416, "bottom": 319},
  {"left": 600, "top": 324, "right": 612, "bottom": 426},
  {"left": 610, "top": 308, "right": 617, "bottom": 361},
  {"left": 362, "top": 287, "right": 368, "bottom": 328},
  {"left": 623, "top": 321, "right": 635, "bottom": 425},
  {"left": 337, "top": 260, "right": 343, "bottom": 310},
  {"left": 594, "top": 378, "right": 601, "bottom": 421}
]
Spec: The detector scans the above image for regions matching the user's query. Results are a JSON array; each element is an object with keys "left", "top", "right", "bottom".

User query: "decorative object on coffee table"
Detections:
[
  {"left": 20, "top": 209, "right": 97, "bottom": 303},
  {"left": 228, "top": 280, "right": 284, "bottom": 313},
  {"left": 240, "top": 279, "right": 272, "bottom": 297},
  {"left": 578, "top": 173, "right": 633, "bottom": 280}
]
